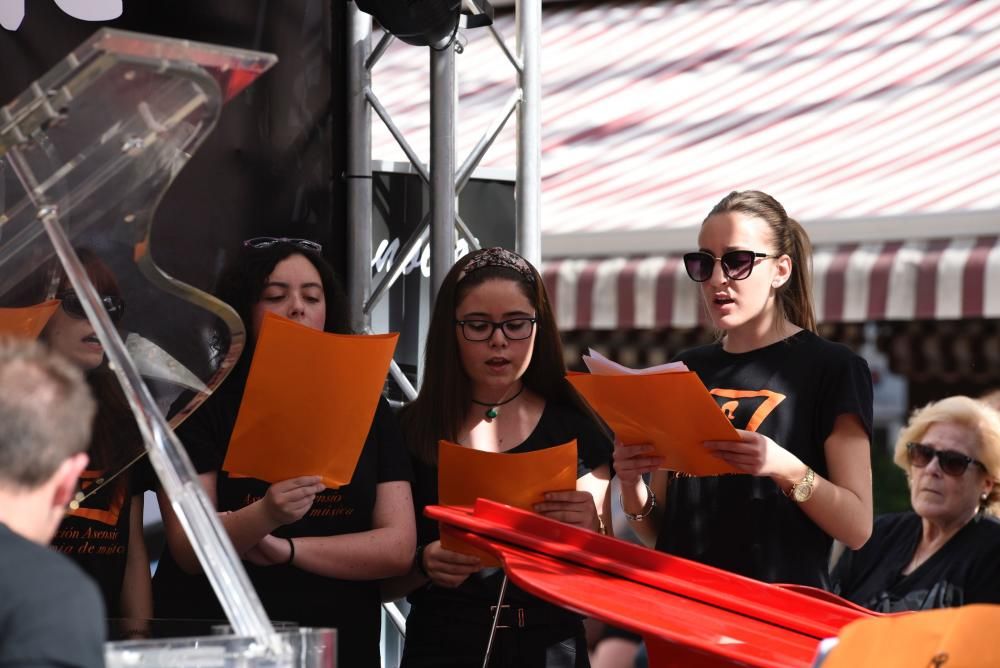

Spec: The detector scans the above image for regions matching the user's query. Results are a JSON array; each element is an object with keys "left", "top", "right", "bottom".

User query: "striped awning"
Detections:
[
  {"left": 373, "top": 0, "right": 1000, "bottom": 251},
  {"left": 542, "top": 236, "right": 1000, "bottom": 331}
]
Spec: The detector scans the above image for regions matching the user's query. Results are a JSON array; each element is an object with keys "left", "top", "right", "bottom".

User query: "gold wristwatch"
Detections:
[{"left": 786, "top": 467, "right": 815, "bottom": 503}]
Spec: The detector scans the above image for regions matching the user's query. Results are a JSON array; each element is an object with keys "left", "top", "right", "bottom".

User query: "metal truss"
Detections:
[{"left": 346, "top": 0, "right": 542, "bottom": 401}]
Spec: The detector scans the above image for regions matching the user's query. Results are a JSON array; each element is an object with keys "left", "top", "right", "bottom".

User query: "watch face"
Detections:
[{"left": 793, "top": 481, "right": 813, "bottom": 502}]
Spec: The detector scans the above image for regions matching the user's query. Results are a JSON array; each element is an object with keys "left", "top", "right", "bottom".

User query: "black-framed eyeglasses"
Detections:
[
  {"left": 906, "top": 442, "right": 986, "bottom": 477},
  {"left": 57, "top": 292, "right": 126, "bottom": 324},
  {"left": 243, "top": 237, "right": 323, "bottom": 252},
  {"left": 683, "top": 250, "right": 778, "bottom": 282},
  {"left": 456, "top": 317, "right": 537, "bottom": 342}
]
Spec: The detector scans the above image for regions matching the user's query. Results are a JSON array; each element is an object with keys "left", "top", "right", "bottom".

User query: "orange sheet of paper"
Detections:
[
  {"left": 823, "top": 605, "right": 1000, "bottom": 668},
  {"left": 438, "top": 439, "right": 578, "bottom": 565},
  {"left": 223, "top": 313, "right": 398, "bottom": 488},
  {"left": 0, "top": 300, "right": 60, "bottom": 339},
  {"left": 568, "top": 371, "right": 741, "bottom": 476}
]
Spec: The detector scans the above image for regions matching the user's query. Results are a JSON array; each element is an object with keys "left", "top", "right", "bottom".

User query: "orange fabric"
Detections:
[
  {"left": 568, "top": 372, "right": 740, "bottom": 475},
  {"left": 223, "top": 313, "right": 398, "bottom": 488},
  {"left": 823, "top": 605, "right": 1000, "bottom": 668},
  {"left": 438, "top": 439, "right": 578, "bottom": 564},
  {"left": 0, "top": 300, "right": 60, "bottom": 339}
]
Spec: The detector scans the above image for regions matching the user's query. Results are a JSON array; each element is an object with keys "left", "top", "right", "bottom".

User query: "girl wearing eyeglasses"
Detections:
[
  {"left": 614, "top": 190, "right": 875, "bottom": 591},
  {"left": 35, "top": 249, "right": 154, "bottom": 627},
  {"left": 832, "top": 396, "right": 1000, "bottom": 611},
  {"left": 388, "top": 247, "right": 613, "bottom": 667},
  {"left": 151, "top": 239, "right": 415, "bottom": 667}
]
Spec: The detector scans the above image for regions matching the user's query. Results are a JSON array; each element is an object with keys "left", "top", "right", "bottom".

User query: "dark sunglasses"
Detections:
[
  {"left": 243, "top": 237, "right": 323, "bottom": 252},
  {"left": 58, "top": 292, "right": 126, "bottom": 324},
  {"left": 683, "top": 250, "right": 778, "bottom": 282},
  {"left": 906, "top": 442, "right": 986, "bottom": 477}
]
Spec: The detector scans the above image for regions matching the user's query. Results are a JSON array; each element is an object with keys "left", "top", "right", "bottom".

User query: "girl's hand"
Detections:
[
  {"left": 262, "top": 476, "right": 325, "bottom": 526},
  {"left": 612, "top": 439, "right": 663, "bottom": 486},
  {"left": 704, "top": 429, "right": 797, "bottom": 477},
  {"left": 421, "top": 540, "right": 481, "bottom": 588},
  {"left": 533, "top": 491, "right": 601, "bottom": 532}
]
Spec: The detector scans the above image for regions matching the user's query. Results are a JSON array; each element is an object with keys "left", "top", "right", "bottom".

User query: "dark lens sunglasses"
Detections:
[
  {"left": 58, "top": 293, "right": 126, "bottom": 324},
  {"left": 906, "top": 442, "right": 986, "bottom": 477},
  {"left": 243, "top": 237, "right": 323, "bottom": 252},
  {"left": 683, "top": 250, "right": 777, "bottom": 282}
]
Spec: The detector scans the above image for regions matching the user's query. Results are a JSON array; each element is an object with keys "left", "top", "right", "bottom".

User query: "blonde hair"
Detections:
[{"left": 893, "top": 395, "right": 1000, "bottom": 516}]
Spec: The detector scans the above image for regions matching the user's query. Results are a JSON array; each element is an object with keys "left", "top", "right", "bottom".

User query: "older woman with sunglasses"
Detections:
[
  {"left": 833, "top": 396, "right": 1000, "bottom": 612},
  {"left": 614, "top": 190, "right": 874, "bottom": 590}
]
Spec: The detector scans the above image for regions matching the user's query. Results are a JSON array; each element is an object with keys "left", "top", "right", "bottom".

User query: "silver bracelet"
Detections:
[{"left": 620, "top": 482, "right": 656, "bottom": 521}]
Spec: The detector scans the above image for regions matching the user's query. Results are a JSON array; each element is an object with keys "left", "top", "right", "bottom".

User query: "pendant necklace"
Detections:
[{"left": 471, "top": 384, "right": 525, "bottom": 419}]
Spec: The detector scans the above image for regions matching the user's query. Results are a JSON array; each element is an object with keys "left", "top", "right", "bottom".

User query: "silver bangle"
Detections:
[{"left": 621, "top": 482, "right": 656, "bottom": 521}]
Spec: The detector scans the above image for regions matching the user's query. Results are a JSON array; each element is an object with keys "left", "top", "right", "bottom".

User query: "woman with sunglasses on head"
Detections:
[
  {"left": 614, "top": 190, "right": 874, "bottom": 590},
  {"left": 151, "top": 238, "right": 414, "bottom": 667},
  {"left": 832, "top": 396, "right": 1000, "bottom": 611},
  {"left": 389, "top": 247, "right": 613, "bottom": 667},
  {"left": 36, "top": 249, "right": 153, "bottom": 626}
]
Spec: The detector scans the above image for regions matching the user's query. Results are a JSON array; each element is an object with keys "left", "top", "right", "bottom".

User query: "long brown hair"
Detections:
[
  {"left": 40, "top": 249, "right": 143, "bottom": 473},
  {"left": 400, "top": 249, "right": 596, "bottom": 465},
  {"left": 704, "top": 190, "right": 817, "bottom": 333}
]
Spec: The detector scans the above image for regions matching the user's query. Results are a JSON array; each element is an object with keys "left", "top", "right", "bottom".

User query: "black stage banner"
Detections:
[{"left": 0, "top": 0, "right": 347, "bottom": 286}]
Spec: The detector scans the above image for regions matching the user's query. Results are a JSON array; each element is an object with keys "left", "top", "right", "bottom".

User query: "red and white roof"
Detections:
[
  {"left": 543, "top": 235, "right": 1000, "bottom": 330},
  {"left": 372, "top": 0, "right": 1000, "bottom": 327}
]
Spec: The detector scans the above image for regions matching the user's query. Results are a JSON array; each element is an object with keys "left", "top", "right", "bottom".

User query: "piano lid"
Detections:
[
  {"left": 0, "top": 28, "right": 277, "bottom": 422},
  {"left": 0, "top": 29, "right": 280, "bottom": 642}
]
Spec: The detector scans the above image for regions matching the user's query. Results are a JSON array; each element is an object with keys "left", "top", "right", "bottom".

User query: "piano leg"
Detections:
[{"left": 482, "top": 573, "right": 511, "bottom": 668}]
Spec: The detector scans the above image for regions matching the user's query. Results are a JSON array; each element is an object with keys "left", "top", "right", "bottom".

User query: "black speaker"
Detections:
[{"left": 355, "top": 0, "right": 462, "bottom": 48}]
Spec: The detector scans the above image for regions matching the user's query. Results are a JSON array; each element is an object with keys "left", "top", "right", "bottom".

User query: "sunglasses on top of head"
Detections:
[
  {"left": 57, "top": 292, "right": 126, "bottom": 324},
  {"left": 906, "top": 442, "right": 986, "bottom": 477},
  {"left": 243, "top": 237, "right": 323, "bottom": 252},
  {"left": 683, "top": 250, "right": 779, "bottom": 283}
]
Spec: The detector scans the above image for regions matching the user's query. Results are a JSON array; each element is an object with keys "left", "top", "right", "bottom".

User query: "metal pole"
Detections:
[
  {"left": 430, "top": 44, "right": 457, "bottom": 299},
  {"left": 515, "top": 0, "right": 542, "bottom": 265},
  {"left": 347, "top": 4, "right": 374, "bottom": 333}
]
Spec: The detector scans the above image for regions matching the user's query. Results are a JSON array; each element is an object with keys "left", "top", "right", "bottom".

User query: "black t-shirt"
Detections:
[
  {"left": 52, "top": 456, "right": 153, "bottom": 617},
  {"left": 407, "top": 400, "right": 613, "bottom": 610},
  {"left": 152, "top": 370, "right": 412, "bottom": 668},
  {"left": 0, "top": 523, "right": 106, "bottom": 668},
  {"left": 832, "top": 512, "right": 1000, "bottom": 612},
  {"left": 657, "top": 330, "right": 873, "bottom": 588}
]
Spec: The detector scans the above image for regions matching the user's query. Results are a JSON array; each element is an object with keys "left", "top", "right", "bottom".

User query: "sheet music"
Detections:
[{"left": 582, "top": 347, "right": 688, "bottom": 375}]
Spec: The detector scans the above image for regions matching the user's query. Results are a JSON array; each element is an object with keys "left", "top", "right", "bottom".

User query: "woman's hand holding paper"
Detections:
[
  {"left": 262, "top": 475, "right": 325, "bottom": 526},
  {"left": 421, "top": 540, "right": 481, "bottom": 588},
  {"left": 612, "top": 440, "right": 664, "bottom": 485},
  {"left": 703, "top": 429, "right": 800, "bottom": 479},
  {"left": 533, "top": 490, "right": 601, "bottom": 532}
]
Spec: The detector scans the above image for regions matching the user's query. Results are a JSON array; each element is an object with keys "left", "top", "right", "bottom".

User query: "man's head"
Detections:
[{"left": 0, "top": 337, "right": 95, "bottom": 543}]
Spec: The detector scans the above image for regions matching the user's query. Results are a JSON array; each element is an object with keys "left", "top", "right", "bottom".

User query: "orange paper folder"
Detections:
[
  {"left": 438, "top": 439, "right": 578, "bottom": 564},
  {"left": 823, "top": 605, "right": 1000, "bottom": 668},
  {"left": 223, "top": 312, "right": 398, "bottom": 488},
  {"left": 568, "top": 371, "right": 741, "bottom": 476},
  {"left": 0, "top": 300, "right": 60, "bottom": 339}
]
